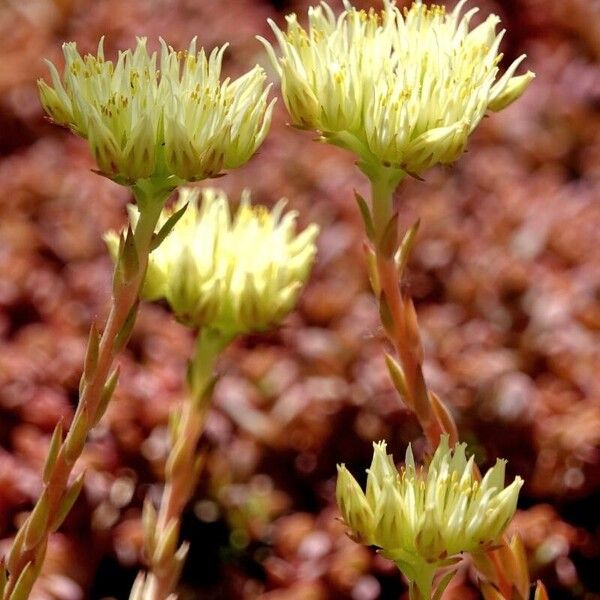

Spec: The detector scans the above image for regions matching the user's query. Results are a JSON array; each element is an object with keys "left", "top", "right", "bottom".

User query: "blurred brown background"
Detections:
[{"left": 0, "top": 0, "right": 599, "bottom": 598}]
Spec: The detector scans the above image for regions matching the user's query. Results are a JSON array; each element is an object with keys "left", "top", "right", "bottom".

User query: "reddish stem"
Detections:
[
  {"left": 143, "top": 328, "right": 230, "bottom": 600},
  {"left": 3, "top": 190, "right": 165, "bottom": 599},
  {"left": 147, "top": 403, "right": 204, "bottom": 600},
  {"left": 370, "top": 175, "right": 445, "bottom": 449},
  {"left": 368, "top": 175, "right": 524, "bottom": 599}
]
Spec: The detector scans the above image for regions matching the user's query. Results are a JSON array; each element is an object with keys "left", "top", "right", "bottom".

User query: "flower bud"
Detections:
[
  {"left": 336, "top": 436, "right": 523, "bottom": 597},
  {"left": 260, "top": 1, "right": 534, "bottom": 176},
  {"left": 489, "top": 70, "right": 536, "bottom": 112},
  {"left": 336, "top": 465, "right": 375, "bottom": 544},
  {"left": 39, "top": 38, "right": 274, "bottom": 186},
  {"left": 106, "top": 187, "right": 318, "bottom": 335}
]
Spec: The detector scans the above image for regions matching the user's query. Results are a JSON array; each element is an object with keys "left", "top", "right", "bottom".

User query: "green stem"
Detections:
[
  {"left": 369, "top": 168, "right": 405, "bottom": 242},
  {"left": 371, "top": 175, "right": 397, "bottom": 240},
  {"left": 141, "top": 328, "right": 232, "bottom": 600},
  {"left": 187, "top": 329, "right": 233, "bottom": 406},
  {"left": 397, "top": 558, "right": 436, "bottom": 600},
  {"left": 133, "top": 189, "right": 165, "bottom": 257},
  {"left": 409, "top": 567, "right": 435, "bottom": 600}
]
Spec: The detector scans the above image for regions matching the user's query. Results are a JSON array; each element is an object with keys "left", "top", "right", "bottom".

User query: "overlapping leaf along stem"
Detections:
[
  {"left": 361, "top": 170, "right": 458, "bottom": 450},
  {"left": 1, "top": 181, "right": 171, "bottom": 600},
  {"left": 132, "top": 328, "right": 232, "bottom": 600}
]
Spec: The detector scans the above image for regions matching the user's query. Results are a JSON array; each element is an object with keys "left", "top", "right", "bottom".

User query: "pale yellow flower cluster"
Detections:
[
  {"left": 336, "top": 436, "right": 523, "bottom": 596},
  {"left": 107, "top": 188, "right": 318, "bottom": 334},
  {"left": 261, "top": 0, "right": 534, "bottom": 175},
  {"left": 38, "top": 38, "right": 274, "bottom": 185}
]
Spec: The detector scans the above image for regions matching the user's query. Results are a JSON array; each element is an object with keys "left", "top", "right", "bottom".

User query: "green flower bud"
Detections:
[
  {"left": 106, "top": 187, "right": 318, "bottom": 335},
  {"left": 336, "top": 465, "right": 375, "bottom": 545},
  {"left": 38, "top": 38, "right": 274, "bottom": 186},
  {"left": 488, "top": 71, "right": 536, "bottom": 112},
  {"left": 336, "top": 436, "right": 523, "bottom": 597},
  {"left": 260, "top": 1, "right": 534, "bottom": 175}
]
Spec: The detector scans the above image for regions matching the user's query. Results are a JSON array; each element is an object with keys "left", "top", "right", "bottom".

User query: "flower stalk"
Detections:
[
  {"left": 131, "top": 328, "right": 232, "bottom": 600},
  {"left": 364, "top": 170, "right": 457, "bottom": 449},
  {"left": 2, "top": 181, "right": 171, "bottom": 600}
]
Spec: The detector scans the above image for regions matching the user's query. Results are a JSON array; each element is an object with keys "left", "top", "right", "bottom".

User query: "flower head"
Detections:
[
  {"left": 260, "top": 0, "right": 534, "bottom": 175},
  {"left": 336, "top": 436, "right": 523, "bottom": 596},
  {"left": 39, "top": 38, "right": 275, "bottom": 186},
  {"left": 106, "top": 187, "right": 318, "bottom": 334}
]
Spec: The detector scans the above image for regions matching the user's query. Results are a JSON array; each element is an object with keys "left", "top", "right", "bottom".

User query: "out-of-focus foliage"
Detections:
[{"left": 0, "top": 0, "right": 598, "bottom": 598}]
